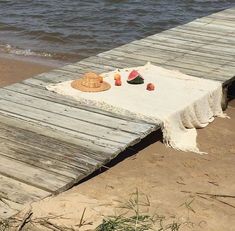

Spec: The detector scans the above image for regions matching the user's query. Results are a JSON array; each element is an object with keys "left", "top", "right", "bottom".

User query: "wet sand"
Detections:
[
  {"left": 0, "top": 54, "right": 54, "bottom": 87},
  {"left": 1, "top": 56, "right": 234, "bottom": 230}
]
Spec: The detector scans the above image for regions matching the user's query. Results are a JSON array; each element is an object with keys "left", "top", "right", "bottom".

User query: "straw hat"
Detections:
[{"left": 71, "top": 72, "right": 111, "bottom": 92}]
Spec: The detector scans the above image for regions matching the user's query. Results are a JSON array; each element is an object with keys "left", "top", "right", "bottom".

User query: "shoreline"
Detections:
[{"left": 0, "top": 52, "right": 64, "bottom": 87}]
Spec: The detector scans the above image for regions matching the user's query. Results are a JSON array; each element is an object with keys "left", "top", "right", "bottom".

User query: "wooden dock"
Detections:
[{"left": 0, "top": 7, "right": 234, "bottom": 219}]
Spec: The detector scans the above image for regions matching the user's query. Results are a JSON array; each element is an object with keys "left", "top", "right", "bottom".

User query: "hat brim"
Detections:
[{"left": 71, "top": 79, "right": 111, "bottom": 92}]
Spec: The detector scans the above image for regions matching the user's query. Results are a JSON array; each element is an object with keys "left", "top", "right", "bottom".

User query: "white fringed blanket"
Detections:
[{"left": 47, "top": 63, "right": 226, "bottom": 154}]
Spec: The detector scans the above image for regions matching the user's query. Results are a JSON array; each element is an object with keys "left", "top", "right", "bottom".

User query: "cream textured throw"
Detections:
[{"left": 47, "top": 63, "right": 226, "bottom": 154}]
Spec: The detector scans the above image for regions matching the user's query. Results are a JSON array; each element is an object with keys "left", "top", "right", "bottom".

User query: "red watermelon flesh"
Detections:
[{"left": 127, "top": 70, "right": 144, "bottom": 84}]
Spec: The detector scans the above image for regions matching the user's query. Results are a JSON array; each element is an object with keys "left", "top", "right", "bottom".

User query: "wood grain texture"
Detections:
[
  {"left": 0, "top": 175, "right": 50, "bottom": 204},
  {"left": 0, "top": 198, "right": 23, "bottom": 219}
]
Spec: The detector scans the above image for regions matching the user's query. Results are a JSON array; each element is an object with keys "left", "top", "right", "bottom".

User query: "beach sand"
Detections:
[
  {"left": 0, "top": 54, "right": 54, "bottom": 87},
  {"left": 1, "top": 56, "right": 234, "bottom": 230}
]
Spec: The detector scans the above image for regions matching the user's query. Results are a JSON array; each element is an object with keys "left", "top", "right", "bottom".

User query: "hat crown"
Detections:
[{"left": 82, "top": 72, "right": 102, "bottom": 88}]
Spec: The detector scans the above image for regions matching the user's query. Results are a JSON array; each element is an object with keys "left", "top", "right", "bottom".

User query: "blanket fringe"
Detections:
[{"left": 161, "top": 124, "right": 207, "bottom": 155}]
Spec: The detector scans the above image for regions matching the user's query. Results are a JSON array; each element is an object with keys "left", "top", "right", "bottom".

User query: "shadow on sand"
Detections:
[
  {"left": 78, "top": 129, "right": 163, "bottom": 185},
  {"left": 78, "top": 80, "right": 235, "bottom": 186}
]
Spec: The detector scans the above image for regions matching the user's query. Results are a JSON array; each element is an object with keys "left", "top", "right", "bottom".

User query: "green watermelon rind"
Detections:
[{"left": 127, "top": 75, "right": 144, "bottom": 84}]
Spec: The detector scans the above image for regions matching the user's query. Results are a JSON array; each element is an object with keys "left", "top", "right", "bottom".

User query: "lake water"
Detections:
[{"left": 0, "top": 0, "right": 234, "bottom": 63}]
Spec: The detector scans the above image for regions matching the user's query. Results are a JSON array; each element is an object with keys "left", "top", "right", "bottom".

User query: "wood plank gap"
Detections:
[
  {"left": 0, "top": 88, "right": 153, "bottom": 136},
  {"left": 0, "top": 136, "right": 91, "bottom": 174},
  {"left": 0, "top": 154, "right": 72, "bottom": 193},
  {"left": 5, "top": 82, "right": 155, "bottom": 126},
  {"left": 0, "top": 99, "right": 138, "bottom": 145}
]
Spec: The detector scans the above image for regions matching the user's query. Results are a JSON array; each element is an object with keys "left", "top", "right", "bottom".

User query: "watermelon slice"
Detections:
[{"left": 127, "top": 70, "right": 144, "bottom": 84}]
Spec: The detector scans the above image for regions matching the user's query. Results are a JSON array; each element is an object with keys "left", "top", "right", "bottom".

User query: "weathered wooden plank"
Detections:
[
  {"left": 103, "top": 47, "right": 174, "bottom": 63},
  {"left": 33, "top": 69, "right": 79, "bottom": 83},
  {"left": 82, "top": 56, "right": 207, "bottom": 81},
  {"left": 148, "top": 35, "right": 234, "bottom": 48},
  {"left": 214, "top": 8, "right": 235, "bottom": 16},
  {"left": 132, "top": 40, "right": 235, "bottom": 59},
  {"left": 0, "top": 137, "right": 86, "bottom": 179},
  {"left": 202, "top": 44, "right": 235, "bottom": 55},
  {"left": 167, "top": 57, "right": 235, "bottom": 75},
  {"left": 172, "top": 28, "right": 235, "bottom": 43},
  {"left": 180, "top": 23, "right": 235, "bottom": 36},
  {"left": 101, "top": 42, "right": 235, "bottom": 69},
  {"left": 9, "top": 80, "right": 148, "bottom": 123},
  {"left": 0, "top": 113, "right": 121, "bottom": 159},
  {"left": 204, "top": 13, "right": 235, "bottom": 20},
  {"left": 196, "top": 13, "right": 235, "bottom": 23},
  {"left": 0, "top": 122, "right": 106, "bottom": 167},
  {"left": 95, "top": 51, "right": 228, "bottom": 81},
  {"left": 0, "top": 198, "right": 23, "bottom": 219},
  {"left": 1, "top": 109, "right": 140, "bottom": 163},
  {"left": 4, "top": 82, "right": 157, "bottom": 128},
  {"left": 168, "top": 31, "right": 235, "bottom": 45},
  {"left": 106, "top": 52, "right": 234, "bottom": 84},
  {"left": 207, "top": 66, "right": 235, "bottom": 78},
  {"left": 209, "top": 13, "right": 235, "bottom": 20},
  {"left": 0, "top": 88, "right": 155, "bottom": 135},
  {"left": 67, "top": 56, "right": 213, "bottom": 85},
  {"left": 0, "top": 175, "right": 50, "bottom": 204},
  {"left": 129, "top": 40, "right": 235, "bottom": 63},
  {"left": 145, "top": 41, "right": 235, "bottom": 62},
  {"left": 59, "top": 64, "right": 90, "bottom": 75},
  {"left": 166, "top": 48, "right": 233, "bottom": 66},
  {"left": 78, "top": 59, "right": 117, "bottom": 72},
  {"left": 95, "top": 44, "right": 234, "bottom": 84},
  {"left": 103, "top": 49, "right": 212, "bottom": 75},
  {"left": 108, "top": 42, "right": 180, "bottom": 58},
  {"left": 149, "top": 35, "right": 234, "bottom": 52},
  {"left": 0, "top": 99, "right": 141, "bottom": 145},
  {"left": 106, "top": 44, "right": 229, "bottom": 71},
  {"left": 0, "top": 154, "right": 72, "bottom": 193},
  {"left": 81, "top": 56, "right": 146, "bottom": 72},
  {"left": 183, "top": 20, "right": 235, "bottom": 33},
  {"left": 210, "top": 9, "right": 235, "bottom": 16},
  {"left": 207, "top": 15, "right": 235, "bottom": 22},
  {"left": 150, "top": 25, "right": 235, "bottom": 41},
  {"left": 120, "top": 41, "right": 232, "bottom": 63},
  {"left": 197, "top": 18, "right": 235, "bottom": 28},
  {"left": 169, "top": 24, "right": 235, "bottom": 38}
]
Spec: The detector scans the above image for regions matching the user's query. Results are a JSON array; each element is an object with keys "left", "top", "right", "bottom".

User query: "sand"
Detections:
[
  {"left": 1, "top": 55, "right": 234, "bottom": 230},
  {"left": 0, "top": 54, "right": 55, "bottom": 87}
]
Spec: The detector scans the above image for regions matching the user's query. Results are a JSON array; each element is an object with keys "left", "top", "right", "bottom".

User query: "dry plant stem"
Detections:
[
  {"left": 213, "top": 198, "right": 235, "bottom": 209},
  {"left": 179, "top": 198, "right": 196, "bottom": 214},
  {"left": 182, "top": 191, "right": 235, "bottom": 209},
  {"left": 39, "top": 221, "right": 63, "bottom": 231},
  {"left": 181, "top": 191, "right": 235, "bottom": 198},
  {"left": 78, "top": 208, "right": 86, "bottom": 227},
  {"left": 16, "top": 209, "right": 33, "bottom": 231}
]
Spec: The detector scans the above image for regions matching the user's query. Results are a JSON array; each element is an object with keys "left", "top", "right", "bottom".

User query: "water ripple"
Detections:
[{"left": 0, "top": 0, "right": 234, "bottom": 62}]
